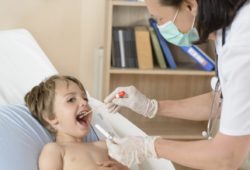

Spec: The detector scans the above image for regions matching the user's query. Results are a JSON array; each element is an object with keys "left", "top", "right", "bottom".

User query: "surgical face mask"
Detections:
[{"left": 157, "top": 9, "right": 199, "bottom": 47}]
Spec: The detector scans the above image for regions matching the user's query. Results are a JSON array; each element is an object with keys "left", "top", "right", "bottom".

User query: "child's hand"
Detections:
[{"left": 96, "top": 160, "right": 129, "bottom": 170}]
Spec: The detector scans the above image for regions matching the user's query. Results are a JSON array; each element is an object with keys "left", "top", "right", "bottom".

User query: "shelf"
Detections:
[
  {"left": 119, "top": 108, "right": 207, "bottom": 141},
  {"left": 142, "top": 122, "right": 206, "bottom": 140},
  {"left": 109, "top": 68, "right": 215, "bottom": 76},
  {"left": 112, "top": 0, "right": 146, "bottom": 7},
  {"left": 145, "top": 125, "right": 206, "bottom": 140}
]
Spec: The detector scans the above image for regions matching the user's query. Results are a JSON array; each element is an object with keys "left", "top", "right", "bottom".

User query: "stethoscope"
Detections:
[
  {"left": 202, "top": 77, "right": 223, "bottom": 139},
  {"left": 202, "top": 28, "right": 226, "bottom": 140}
]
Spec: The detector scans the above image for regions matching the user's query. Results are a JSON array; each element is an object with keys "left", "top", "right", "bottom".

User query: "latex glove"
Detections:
[
  {"left": 106, "top": 136, "right": 160, "bottom": 168},
  {"left": 104, "top": 86, "right": 158, "bottom": 118}
]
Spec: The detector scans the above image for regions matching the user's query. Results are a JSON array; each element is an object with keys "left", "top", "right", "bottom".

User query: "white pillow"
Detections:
[
  {"left": 0, "top": 29, "right": 58, "bottom": 105},
  {"left": 0, "top": 104, "right": 52, "bottom": 170}
]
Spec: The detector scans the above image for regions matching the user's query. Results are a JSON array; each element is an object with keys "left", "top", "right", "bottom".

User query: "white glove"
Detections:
[
  {"left": 106, "top": 136, "right": 160, "bottom": 168},
  {"left": 104, "top": 86, "right": 158, "bottom": 118}
]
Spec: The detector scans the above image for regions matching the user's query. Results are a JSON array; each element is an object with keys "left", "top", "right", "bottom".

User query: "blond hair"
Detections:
[{"left": 24, "top": 75, "right": 86, "bottom": 134}]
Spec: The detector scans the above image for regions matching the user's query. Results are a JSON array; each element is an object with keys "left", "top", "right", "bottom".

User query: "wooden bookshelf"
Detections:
[
  {"left": 104, "top": 0, "right": 216, "bottom": 141},
  {"left": 110, "top": 68, "right": 215, "bottom": 76}
]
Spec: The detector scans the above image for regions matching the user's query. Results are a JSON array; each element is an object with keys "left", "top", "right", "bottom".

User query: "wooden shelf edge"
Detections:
[
  {"left": 109, "top": 68, "right": 215, "bottom": 76},
  {"left": 112, "top": 0, "right": 146, "bottom": 7},
  {"left": 161, "top": 135, "right": 205, "bottom": 140}
]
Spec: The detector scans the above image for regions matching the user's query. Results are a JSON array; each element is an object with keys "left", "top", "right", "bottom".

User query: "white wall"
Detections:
[
  {"left": 80, "top": 0, "right": 106, "bottom": 99},
  {"left": 0, "top": 0, "right": 106, "bottom": 98}
]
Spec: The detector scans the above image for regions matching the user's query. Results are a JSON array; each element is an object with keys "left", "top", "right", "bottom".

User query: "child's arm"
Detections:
[{"left": 39, "top": 143, "right": 63, "bottom": 170}]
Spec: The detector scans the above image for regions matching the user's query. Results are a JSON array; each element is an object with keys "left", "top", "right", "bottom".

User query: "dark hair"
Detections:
[
  {"left": 24, "top": 75, "right": 86, "bottom": 134},
  {"left": 159, "top": 0, "right": 247, "bottom": 43},
  {"left": 196, "top": 0, "right": 247, "bottom": 43}
]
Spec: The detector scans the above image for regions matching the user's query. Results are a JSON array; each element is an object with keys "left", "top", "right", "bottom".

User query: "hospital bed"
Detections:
[{"left": 0, "top": 29, "right": 175, "bottom": 170}]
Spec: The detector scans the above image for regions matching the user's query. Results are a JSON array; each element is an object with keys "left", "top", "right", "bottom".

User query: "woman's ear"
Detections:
[{"left": 182, "top": 0, "right": 198, "bottom": 16}]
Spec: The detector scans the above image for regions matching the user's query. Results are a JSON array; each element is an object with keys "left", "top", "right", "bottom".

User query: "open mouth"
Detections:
[{"left": 76, "top": 110, "right": 91, "bottom": 126}]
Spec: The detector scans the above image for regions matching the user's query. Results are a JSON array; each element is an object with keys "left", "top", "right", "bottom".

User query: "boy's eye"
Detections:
[
  {"left": 67, "top": 97, "right": 76, "bottom": 103},
  {"left": 82, "top": 93, "right": 88, "bottom": 102},
  {"left": 83, "top": 97, "right": 88, "bottom": 102}
]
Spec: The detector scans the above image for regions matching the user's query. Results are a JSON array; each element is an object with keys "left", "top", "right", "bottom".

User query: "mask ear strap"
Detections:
[
  {"left": 191, "top": 15, "right": 196, "bottom": 28},
  {"left": 172, "top": 8, "right": 179, "bottom": 23}
]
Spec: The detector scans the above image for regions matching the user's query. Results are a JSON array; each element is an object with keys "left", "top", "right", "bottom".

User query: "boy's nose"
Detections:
[{"left": 80, "top": 98, "right": 87, "bottom": 106}]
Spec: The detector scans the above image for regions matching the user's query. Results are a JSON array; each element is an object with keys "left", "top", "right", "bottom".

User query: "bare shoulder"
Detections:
[
  {"left": 41, "top": 142, "right": 64, "bottom": 156},
  {"left": 39, "top": 142, "right": 64, "bottom": 170},
  {"left": 43, "top": 142, "right": 63, "bottom": 150}
]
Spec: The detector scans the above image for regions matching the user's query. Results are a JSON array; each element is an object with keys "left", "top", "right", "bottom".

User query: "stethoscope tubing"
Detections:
[{"left": 203, "top": 28, "right": 226, "bottom": 140}]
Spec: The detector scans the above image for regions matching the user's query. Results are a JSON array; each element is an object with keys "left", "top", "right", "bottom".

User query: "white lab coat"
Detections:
[
  {"left": 216, "top": 0, "right": 250, "bottom": 136},
  {"left": 215, "top": 1, "right": 250, "bottom": 169}
]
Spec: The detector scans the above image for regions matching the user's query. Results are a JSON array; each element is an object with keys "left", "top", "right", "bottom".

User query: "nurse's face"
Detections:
[{"left": 145, "top": 0, "right": 197, "bottom": 33}]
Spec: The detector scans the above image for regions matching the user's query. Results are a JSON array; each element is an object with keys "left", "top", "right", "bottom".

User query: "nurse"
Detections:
[{"left": 104, "top": 0, "right": 250, "bottom": 169}]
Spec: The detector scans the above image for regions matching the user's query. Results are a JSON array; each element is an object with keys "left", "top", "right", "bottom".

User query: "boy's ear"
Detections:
[
  {"left": 43, "top": 113, "right": 59, "bottom": 127},
  {"left": 182, "top": 0, "right": 198, "bottom": 16}
]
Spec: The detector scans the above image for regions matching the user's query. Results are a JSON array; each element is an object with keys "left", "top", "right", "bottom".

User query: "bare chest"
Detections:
[{"left": 62, "top": 143, "right": 109, "bottom": 170}]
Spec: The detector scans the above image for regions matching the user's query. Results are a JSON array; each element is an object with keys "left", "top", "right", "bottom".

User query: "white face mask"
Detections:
[{"left": 157, "top": 8, "right": 199, "bottom": 47}]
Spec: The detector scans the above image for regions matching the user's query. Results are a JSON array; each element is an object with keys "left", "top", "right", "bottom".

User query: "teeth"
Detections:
[
  {"left": 78, "top": 114, "right": 84, "bottom": 119},
  {"left": 83, "top": 110, "right": 92, "bottom": 116},
  {"left": 76, "top": 110, "right": 91, "bottom": 119}
]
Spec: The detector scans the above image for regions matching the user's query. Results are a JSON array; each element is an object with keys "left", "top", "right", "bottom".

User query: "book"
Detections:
[
  {"left": 118, "top": 29, "right": 126, "bottom": 68},
  {"left": 111, "top": 27, "right": 137, "bottom": 68},
  {"left": 134, "top": 26, "right": 154, "bottom": 69},
  {"left": 111, "top": 28, "right": 121, "bottom": 67},
  {"left": 149, "top": 18, "right": 177, "bottom": 69},
  {"left": 149, "top": 27, "right": 167, "bottom": 69},
  {"left": 124, "top": 27, "right": 138, "bottom": 68},
  {"left": 180, "top": 45, "right": 215, "bottom": 71}
]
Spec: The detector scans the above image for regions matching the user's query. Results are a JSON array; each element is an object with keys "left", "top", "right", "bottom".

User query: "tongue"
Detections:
[
  {"left": 77, "top": 117, "right": 88, "bottom": 128},
  {"left": 78, "top": 118, "right": 86, "bottom": 124}
]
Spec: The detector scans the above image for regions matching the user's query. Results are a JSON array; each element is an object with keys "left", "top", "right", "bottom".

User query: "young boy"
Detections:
[{"left": 25, "top": 75, "right": 128, "bottom": 170}]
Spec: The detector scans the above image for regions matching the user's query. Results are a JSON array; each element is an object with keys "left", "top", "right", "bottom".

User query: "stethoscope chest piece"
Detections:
[
  {"left": 202, "top": 130, "right": 213, "bottom": 140},
  {"left": 211, "top": 76, "right": 220, "bottom": 91}
]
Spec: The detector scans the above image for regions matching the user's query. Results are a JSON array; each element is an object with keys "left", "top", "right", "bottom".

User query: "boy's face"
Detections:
[{"left": 52, "top": 80, "right": 92, "bottom": 140}]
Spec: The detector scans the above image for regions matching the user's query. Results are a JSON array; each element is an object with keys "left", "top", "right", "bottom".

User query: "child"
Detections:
[{"left": 25, "top": 75, "right": 128, "bottom": 170}]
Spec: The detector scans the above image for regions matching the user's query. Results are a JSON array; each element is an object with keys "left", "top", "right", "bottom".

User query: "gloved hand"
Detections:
[
  {"left": 104, "top": 86, "right": 158, "bottom": 118},
  {"left": 106, "top": 136, "right": 160, "bottom": 168}
]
